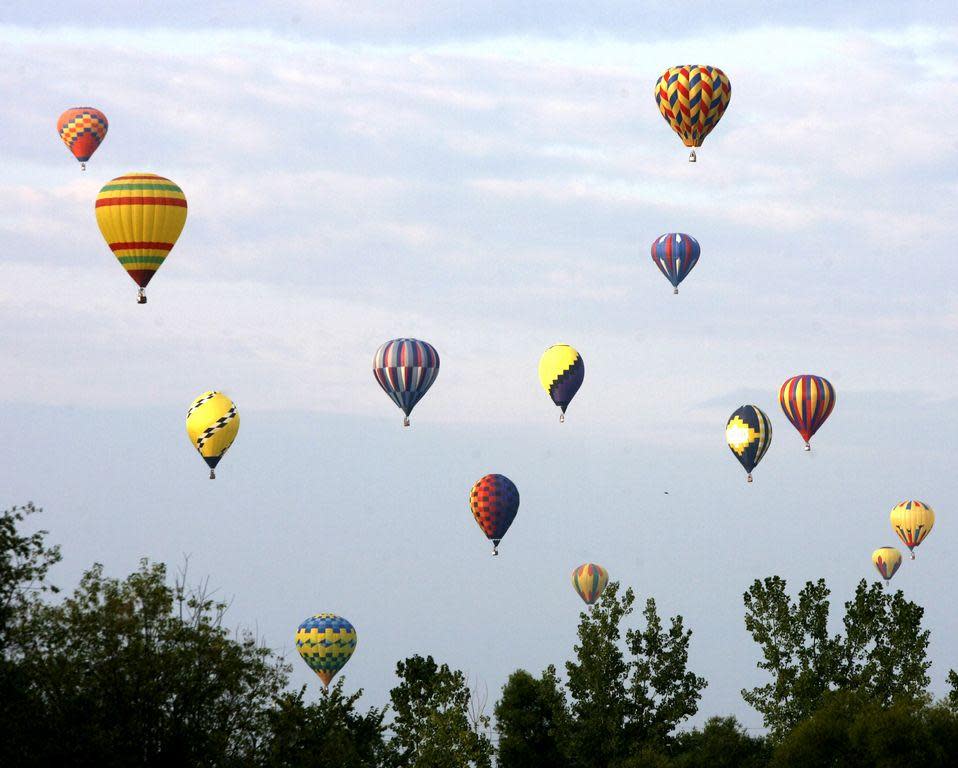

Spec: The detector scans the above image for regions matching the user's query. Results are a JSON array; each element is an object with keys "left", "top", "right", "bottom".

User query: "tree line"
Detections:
[{"left": 2, "top": 503, "right": 957, "bottom": 766}]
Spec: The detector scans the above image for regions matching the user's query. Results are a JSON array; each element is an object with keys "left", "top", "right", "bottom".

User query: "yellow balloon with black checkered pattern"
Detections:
[{"left": 186, "top": 391, "right": 240, "bottom": 479}]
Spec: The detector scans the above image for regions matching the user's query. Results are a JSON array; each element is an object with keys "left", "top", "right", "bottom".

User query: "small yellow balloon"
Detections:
[
  {"left": 890, "top": 500, "right": 935, "bottom": 559},
  {"left": 186, "top": 391, "right": 239, "bottom": 479},
  {"left": 871, "top": 547, "right": 902, "bottom": 581}
]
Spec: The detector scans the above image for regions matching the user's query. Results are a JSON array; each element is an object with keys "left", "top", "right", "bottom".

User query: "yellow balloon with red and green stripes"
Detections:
[{"left": 94, "top": 173, "right": 187, "bottom": 303}]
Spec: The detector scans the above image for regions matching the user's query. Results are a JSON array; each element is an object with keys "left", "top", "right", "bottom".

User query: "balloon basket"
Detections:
[
  {"left": 137, "top": 288, "right": 147, "bottom": 304},
  {"left": 403, "top": 417, "right": 410, "bottom": 427},
  {"left": 673, "top": 287, "right": 679, "bottom": 295},
  {"left": 688, "top": 150, "right": 697, "bottom": 163},
  {"left": 746, "top": 474, "right": 753, "bottom": 483},
  {"left": 80, "top": 162, "right": 86, "bottom": 171},
  {"left": 209, "top": 469, "right": 216, "bottom": 480},
  {"left": 803, "top": 443, "right": 811, "bottom": 452},
  {"left": 559, "top": 413, "right": 565, "bottom": 423}
]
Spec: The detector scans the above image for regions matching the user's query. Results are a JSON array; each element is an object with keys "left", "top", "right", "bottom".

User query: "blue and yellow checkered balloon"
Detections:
[{"left": 295, "top": 613, "right": 357, "bottom": 689}]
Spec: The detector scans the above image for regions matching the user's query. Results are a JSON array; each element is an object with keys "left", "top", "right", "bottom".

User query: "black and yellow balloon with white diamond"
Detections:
[
  {"left": 725, "top": 405, "right": 772, "bottom": 482},
  {"left": 186, "top": 391, "right": 240, "bottom": 479}
]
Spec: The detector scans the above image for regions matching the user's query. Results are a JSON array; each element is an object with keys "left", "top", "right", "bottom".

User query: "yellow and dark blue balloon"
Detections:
[
  {"left": 538, "top": 344, "right": 584, "bottom": 422},
  {"left": 725, "top": 405, "right": 772, "bottom": 483},
  {"left": 651, "top": 233, "right": 700, "bottom": 294}
]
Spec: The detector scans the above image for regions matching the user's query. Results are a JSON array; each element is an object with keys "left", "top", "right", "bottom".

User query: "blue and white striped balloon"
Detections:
[{"left": 373, "top": 338, "right": 440, "bottom": 426}]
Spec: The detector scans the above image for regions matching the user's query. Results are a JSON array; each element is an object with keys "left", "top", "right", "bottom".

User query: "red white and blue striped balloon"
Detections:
[
  {"left": 373, "top": 338, "right": 440, "bottom": 426},
  {"left": 651, "top": 233, "right": 701, "bottom": 294}
]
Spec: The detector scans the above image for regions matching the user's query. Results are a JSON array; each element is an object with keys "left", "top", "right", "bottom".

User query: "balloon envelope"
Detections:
[
  {"left": 470, "top": 474, "right": 519, "bottom": 554},
  {"left": 373, "top": 338, "right": 440, "bottom": 425},
  {"left": 571, "top": 563, "right": 609, "bottom": 605},
  {"left": 295, "top": 614, "right": 357, "bottom": 688},
  {"left": 872, "top": 547, "right": 902, "bottom": 581},
  {"left": 186, "top": 391, "right": 239, "bottom": 476},
  {"left": 651, "top": 233, "right": 700, "bottom": 292},
  {"left": 538, "top": 344, "right": 584, "bottom": 418},
  {"left": 779, "top": 375, "right": 835, "bottom": 449},
  {"left": 95, "top": 173, "right": 187, "bottom": 298},
  {"left": 57, "top": 107, "right": 108, "bottom": 165},
  {"left": 726, "top": 405, "right": 772, "bottom": 480},
  {"left": 654, "top": 66, "right": 731, "bottom": 150},
  {"left": 890, "top": 500, "right": 935, "bottom": 558}
]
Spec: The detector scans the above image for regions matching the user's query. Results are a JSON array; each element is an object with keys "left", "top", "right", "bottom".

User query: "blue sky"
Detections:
[{"left": 1, "top": 2, "right": 957, "bottom": 729}]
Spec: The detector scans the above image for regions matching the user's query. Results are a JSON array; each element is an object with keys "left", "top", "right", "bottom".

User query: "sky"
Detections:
[{"left": 1, "top": 1, "right": 958, "bottom": 731}]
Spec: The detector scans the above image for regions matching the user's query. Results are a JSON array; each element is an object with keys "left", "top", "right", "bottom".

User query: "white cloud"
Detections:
[{"left": 1, "top": 21, "right": 956, "bottom": 426}]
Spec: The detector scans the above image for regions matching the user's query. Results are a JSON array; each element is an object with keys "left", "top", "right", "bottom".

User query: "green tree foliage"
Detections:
[
  {"left": 387, "top": 654, "right": 493, "bottom": 768},
  {"left": 626, "top": 596, "right": 708, "bottom": 745},
  {"left": 0, "top": 503, "right": 63, "bottom": 767},
  {"left": 0, "top": 503, "right": 61, "bottom": 648},
  {"left": 8, "top": 557, "right": 289, "bottom": 767},
  {"left": 671, "top": 716, "right": 769, "bottom": 768},
  {"left": 769, "top": 691, "right": 958, "bottom": 768},
  {"left": 565, "top": 581, "right": 706, "bottom": 766},
  {"left": 262, "top": 680, "right": 387, "bottom": 767},
  {"left": 948, "top": 669, "right": 958, "bottom": 710},
  {"left": 743, "top": 576, "right": 931, "bottom": 738},
  {"left": 495, "top": 665, "right": 571, "bottom": 767}
]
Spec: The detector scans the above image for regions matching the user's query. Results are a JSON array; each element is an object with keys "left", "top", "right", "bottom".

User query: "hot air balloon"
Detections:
[
  {"left": 890, "top": 500, "right": 935, "bottom": 560},
  {"left": 470, "top": 474, "right": 519, "bottom": 555},
  {"left": 571, "top": 563, "right": 609, "bottom": 605},
  {"left": 651, "top": 233, "right": 701, "bottom": 294},
  {"left": 295, "top": 614, "right": 357, "bottom": 690},
  {"left": 779, "top": 375, "right": 835, "bottom": 451},
  {"left": 726, "top": 405, "right": 772, "bottom": 482},
  {"left": 186, "top": 391, "right": 239, "bottom": 479},
  {"left": 373, "top": 338, "right": 440, "bottom": 426},
  {"left": 57, "top": 107, "right": 108, "bottom": 170},
  {"left": 538, "top": 344, "right": 584, "bottom": 422},
  {"left": 872, "top": 547, "right": 902, "bottom": 581},
  {"left": 94, "top": 173, "right": 187, "bottom": 303},
  {"left": 654, "top": 66, "right": 731, "bottom": 162}
]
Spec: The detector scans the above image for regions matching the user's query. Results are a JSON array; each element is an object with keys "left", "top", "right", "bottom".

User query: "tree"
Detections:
[
  {"left": 387, "top": 654, "right": 493, "bottom": 768},
  {"left": 495, "top": 666, "right": 571, "bottom": 767},
  {"left": 742, "top": 576, "right": 931, "bottom": 738},
  {"left": 948, "top": 669, "right": 958, "bottom": 711},
  {"left": 0, "top": 504, "right": 63, "bottom": 768},
  {"left": 9, "top": 558, "right": 289, "bottom": 767},
  {"left": 565, "top": 582, "right": 707, "bottom": 766},
  {"left": 565, "top": 581, "right": 634, "bottom": 767},
  {"left": 768, "top": 691, "right": 958, "bottom": 768},
  {"left": 0, "top": 503, "right": 61, "bottom": 649},
  {"left": 625, "top": 597, "right": 707, "bottom": 745},
  {"left": 262, "top": 680, "right": 387, "bottom": 767},
  {"left": 671, "top": 717, "right": 768, "bottom": 768}
]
